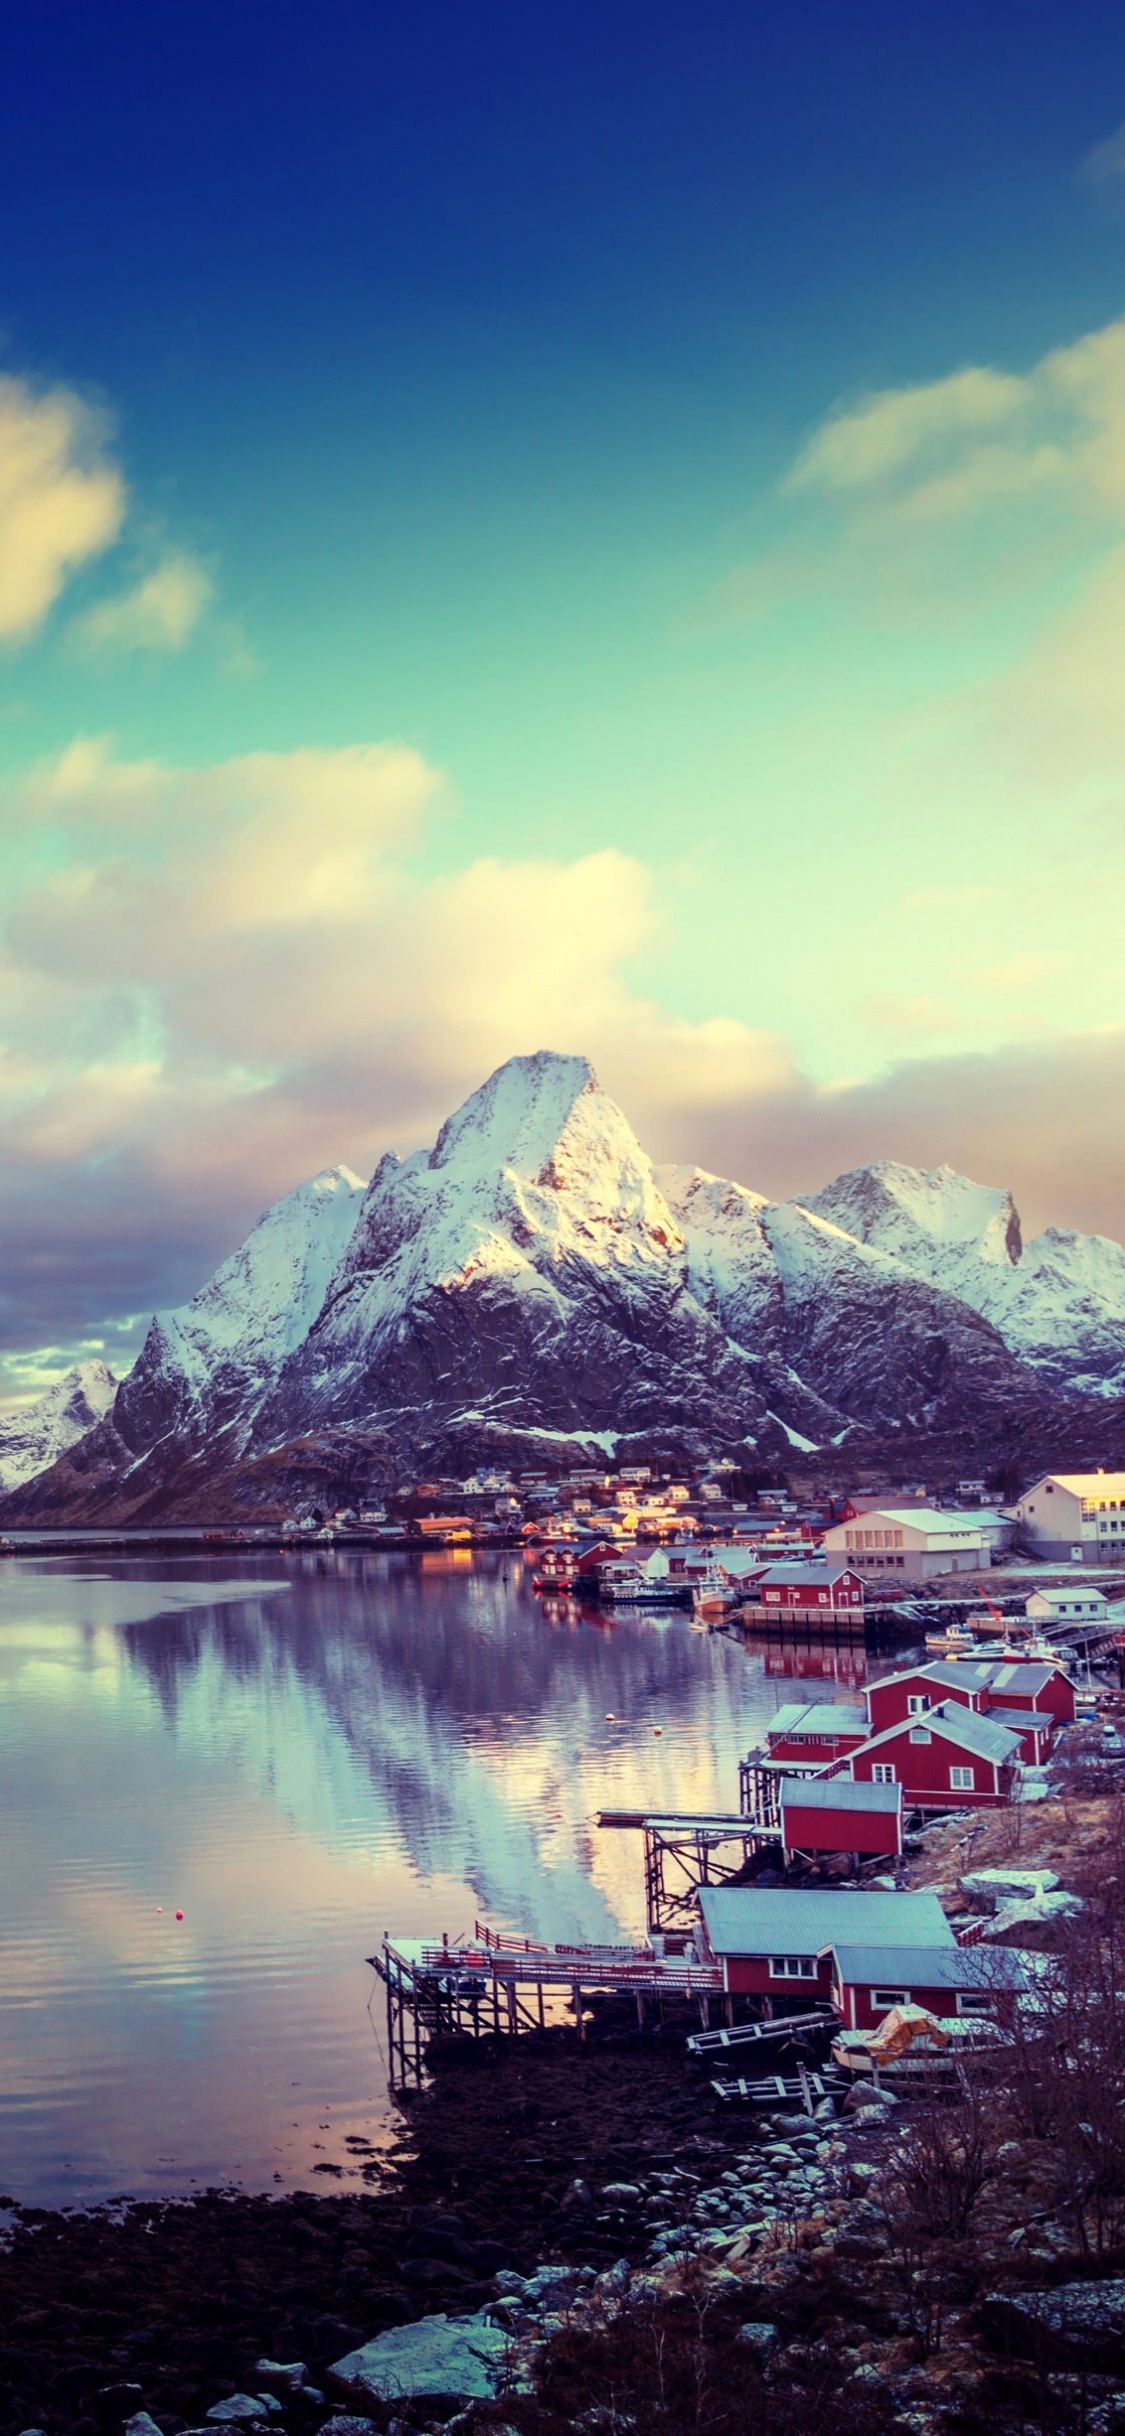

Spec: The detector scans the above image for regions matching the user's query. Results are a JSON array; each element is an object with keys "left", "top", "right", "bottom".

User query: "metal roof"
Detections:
[
  {"left": 780, "top": 1776, "right": 901, "bottom": 1815},
  {"left": 828, "top": 1942, "right": 1027, "bottom": 1989},
  {"left": 987, "top": 1706, "right": 1054, "bottom": 1732},
  {"left": 767, "top": 1702, "right": 867, "bottom": 1738},
  {"left": 853, "top": 1700, "right": 1022, "bottom": 1765},
  {"left": 753, "top": 1562, "right": 855, "bottom": 1587},
  {"left": 697, "top": 1885, "right": 952, "bottom": 1958}
]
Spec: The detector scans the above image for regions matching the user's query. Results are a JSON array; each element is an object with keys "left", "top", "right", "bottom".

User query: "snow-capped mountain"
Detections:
[
  {"left": 801, "top": 1162, "right": 1125, "bottom": 1396},
  {"left": 7, "top": 1054, "right": 1125, "bottom": 1523},
  {"left": 111, "top": 1164, "right": 366, "bottom": 1458},
  {"left": 0, "top": 1360, "right": 117, "bottom": 1493}
]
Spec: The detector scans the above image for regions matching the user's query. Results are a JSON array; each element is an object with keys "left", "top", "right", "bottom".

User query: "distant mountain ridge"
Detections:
[
  {"left": 6, "top": 1052, "right": 1125, "bottom": 1519},
  {"left": 0, "top": 1360, "right": 117, "bottom": 1494}
]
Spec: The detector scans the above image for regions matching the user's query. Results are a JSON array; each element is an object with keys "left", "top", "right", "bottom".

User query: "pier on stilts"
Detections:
[{"left": 370, "top": 1921, "right": 725, "bottom": 2086}]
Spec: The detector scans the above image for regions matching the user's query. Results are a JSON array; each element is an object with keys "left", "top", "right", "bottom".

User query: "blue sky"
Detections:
[{"left": 4, "top": 0, "right": 1125, "bottom": 1394}]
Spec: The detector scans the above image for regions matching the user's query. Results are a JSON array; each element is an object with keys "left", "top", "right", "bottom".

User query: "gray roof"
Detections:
[
  {"left": 697, "top": 1885, "right": 952, "bottom": 1959},
  {"left": 767, "top": 1702, "right": 867, "bottom": 1738},
  {"left": 780, "top": 1776, "right": 901, "bottom": 1816},
  {"left": 854, "top": 1700, "right": 1022, "bottom": 1766},
  {"left": 828, "top": 1942, "right": 1027, "bottom": 1990},
  {"left": 755, "top": 1562, "right": 856, "bottom": 1587},
  {"left": 988, "top": 1706, "right": 1054, "bottom": 1733},
  {"left": 977, "top": 1661, "right": 1068, "bottom": 1696}
]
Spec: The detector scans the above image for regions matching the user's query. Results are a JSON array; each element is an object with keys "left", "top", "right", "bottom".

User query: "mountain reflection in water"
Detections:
[{"left": 0, "top": 1549, "right": 867, "bottom": 2205}]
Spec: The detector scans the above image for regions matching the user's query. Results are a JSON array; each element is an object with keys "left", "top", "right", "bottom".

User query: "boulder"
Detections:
[
  {"left": 982, "top": 2279, "right": 1125, "bottom": 2369},
  {"left": 960, "top": 1868, "right": 1060, "bottom": 1909},
  {"left": 331, "top": 2312, "right": 523, "bottom": 2406}
]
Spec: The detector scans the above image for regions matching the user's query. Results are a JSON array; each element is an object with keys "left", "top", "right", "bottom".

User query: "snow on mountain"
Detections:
[
  {"left": 802, "top": 1161, "right": 1125, "bottom": 1395},
  {"left": 0, "top": 1360, "right": 117, "bottom": 1492},
  {"left": 111, "top": 1164, "right": 367, "bottom": 1458},
  {"left": 9, "top": 1055, "right": 1125, "bottom": 1524}
]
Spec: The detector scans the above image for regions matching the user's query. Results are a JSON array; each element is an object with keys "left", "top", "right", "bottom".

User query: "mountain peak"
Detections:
[
  {"left": 429, "top": 1052, "right": 601, "bottom": 1181},
  {"left": 802, "top": 1159, "right": 1022, "bottom": 1267}
]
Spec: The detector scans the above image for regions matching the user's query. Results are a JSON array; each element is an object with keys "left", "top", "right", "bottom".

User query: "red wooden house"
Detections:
[
  {"left": 865, "top": 1659, "right": 1071, "bottom": 1767},
  {"left": 749, "top": 1563, "right": 865, "bottom": 1618},
  {"left": 844, "top": 1700, "right": 1022, "bottom": 1809},
  {"left": 695, "top": 1885, "right": 955, "bottom": 2005},
  {"left": 826, "top": 1938, "right": 1026, "bottom": 2031},
  {"left": 779, "top": 1775, "right": 903, "bottom": 1864},
  {"left": 765, "top": 1700, "right": 868, "bottom": 1766}
]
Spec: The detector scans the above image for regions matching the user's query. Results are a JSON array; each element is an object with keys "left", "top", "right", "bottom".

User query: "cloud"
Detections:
[
  {"left": 0, "top": 737, "right": 795, "bottom": 1387},
  {"left": 1079, "top": 119, "right": 1125, "bottom": 188},
  {"left": 0, "top": 376, "right": 124, "bottom": 641},
  {"left": 786, "top": 311, "right": 1125, "bottom": 519},
  {"left": 75, "top": 552, "right": 213, "bottom": 654}
]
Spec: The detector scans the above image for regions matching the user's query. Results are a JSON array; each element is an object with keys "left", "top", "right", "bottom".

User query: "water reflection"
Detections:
[{"left": 0, "top": 1551, "right": 880, "bottom": 2207}]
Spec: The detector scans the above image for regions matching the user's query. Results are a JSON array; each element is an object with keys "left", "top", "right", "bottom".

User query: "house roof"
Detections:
[
  {"left": 850, "top": 1700, "right": 1023, "bottom": 1766},
  {"left": 780, "top": 1776, "right": 901, "bottom": 1816},
  {"left": 767, "top": 1702, "right": 868, "bottom": 1739},
  {"left": 1027, "top": 1586, "right": 1107, "bottom": 1612},
  {"left": 835, "top": 1507, "right": 985, "bottom": 1538},
  {"left": 1033, "top": 1473, "right": 1125, "bottom": 1498},
  {"left": 977, "top": 1660, "right": 1069, "bottom": 1694},
  {"left": 697, "top": 1885, "right": 952, "bottom": 1959},
  {"left": 754, "top": 1562, "right": 854, "bottom": 1587},
  {"left": 988, "top": 1707, "right": 1054, "bottom": 1733},
  {"left": 827, "top": 1942, "right": 1027, "bottom": 1991}
]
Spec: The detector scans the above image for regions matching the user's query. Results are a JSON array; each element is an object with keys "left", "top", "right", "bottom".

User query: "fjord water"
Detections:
[{"left": 0, "top": 1552, "right": 867, "bottom": 2205}]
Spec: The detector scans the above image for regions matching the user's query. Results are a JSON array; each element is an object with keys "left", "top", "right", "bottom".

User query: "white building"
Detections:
[
  {"left": 823, "top": 1507, "right": 988, "bottom": 1581},
  {"left": 1015, "top": 1472, "right": 1125, "bottom": 1564},
  {"left": 1026, "top": 1585, "right": 1108, "bottom": 1623}
]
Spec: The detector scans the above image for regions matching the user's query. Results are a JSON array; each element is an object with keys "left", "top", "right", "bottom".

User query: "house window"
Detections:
[
  {"left": 870, "top": 1988, "right": 909, "bottom": 2012},
  {"left": 872, "top": 1763, "right": 896, "bottom": 1784},
  {"left": 910, "top": 1728, "right": 932, "bottom": 1744},
  {"left": 769, "top": 1955, "right": 816, "bottom": 1980},
  {"left": 907, "top": 1695, "right": 931, "bottom": 1715},
  {"left": 950, "top": 1765, "right": 974, "bottom": 1791},
  {"left": 957, "top": 1992, "right": 994, "bottom": 2016}
]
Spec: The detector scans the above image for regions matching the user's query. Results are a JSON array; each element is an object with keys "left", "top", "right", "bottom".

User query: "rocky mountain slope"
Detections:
[
  {"left": 6, "top": 1054, "right": 1125, "bottom": 1522},
  {"left": 802, "top": 1161, "right": 1125, "bottom": 1397},
  {"left": 0, "top": 1360, "right": 117, "bottom": 1493}
]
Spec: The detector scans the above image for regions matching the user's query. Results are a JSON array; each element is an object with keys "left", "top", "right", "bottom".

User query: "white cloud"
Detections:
[
  {"left": 0, "top": 738, "right": 796, "bottom": 1372},
  {"left": 0, "top": 376, "right": 124, "bottom": 640},
  {"left": 786, "top": 311, "right": 1125, "bottom": 519},
  {"left": 1079, "top": 119, "right": 1125, "bottom": 188},
  {"left": 76, "top": 552, "right": 213, "bottom": 654}
]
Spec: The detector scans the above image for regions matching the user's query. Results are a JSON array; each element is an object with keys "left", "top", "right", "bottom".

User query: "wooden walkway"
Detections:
[{"left": 370, "top": 1923, "right": 726, "bottom": 2085}]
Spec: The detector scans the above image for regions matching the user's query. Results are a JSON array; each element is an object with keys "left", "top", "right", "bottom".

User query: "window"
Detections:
[
  {"left": 957, "top": 1992, "right": 995, "bottom": 2016},
  {"left": 872, "top": 1763, "right": 896, "bottom": 1784},
  {"left": 910, "top": 1728, "right": 932, "bottom": 1745},
  {"left": 894, "top": 1530, "right": 904, "bottom": 1548},
  {"left": 950, "top": 1765, "right": 974, "bottom": 1791},
  {"left": 907, "top": 1695, "right": 931, "bottom": 1715},
  {"left": 769, "top": 1955, "right": 816, "bottom": 1980},
  {"left": 870, "top": 1989, "right": 909, "bottom": 2012}
]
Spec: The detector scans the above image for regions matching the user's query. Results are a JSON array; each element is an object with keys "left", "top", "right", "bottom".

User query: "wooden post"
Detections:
[{"left": 537, "top": 1980, "right": 546, "bottom": 2030}]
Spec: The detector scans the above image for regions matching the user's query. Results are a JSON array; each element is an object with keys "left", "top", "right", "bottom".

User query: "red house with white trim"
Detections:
[
  {"left": 695, "top": 1884, "right": 955, "bottom": 2006},
  {"left": 844, "top": 1699, "right": 1022, "bottom": 1809},
  {"left": 747, "top": 1563, "right": 864, "bottom": 1618},
  {"left": 865, "top": 1658, "right": 1072, "bottom": 1767},
  {"left": 765, "top": 1701, "right": 868, "bottom": 1766}
]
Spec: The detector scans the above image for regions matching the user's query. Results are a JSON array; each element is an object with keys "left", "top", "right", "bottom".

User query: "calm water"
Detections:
[{"left": 0, "top": 1550, "right": 872, "bottom": 2206}]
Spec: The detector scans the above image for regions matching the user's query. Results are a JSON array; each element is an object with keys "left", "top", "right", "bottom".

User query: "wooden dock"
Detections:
[
  {"left": 370, "top": 1922, "right": 726, "bottom": 2085},
  {"left": 596, "top": 1806, "right": 782, "bottom": 1933}
]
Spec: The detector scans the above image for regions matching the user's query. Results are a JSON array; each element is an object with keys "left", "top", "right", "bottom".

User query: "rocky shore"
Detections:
[{"left": 4, "top": 1776, "right": 1124, "bottom": 2436}]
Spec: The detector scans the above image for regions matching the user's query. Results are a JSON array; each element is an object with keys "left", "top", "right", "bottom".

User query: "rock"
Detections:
[
  {"left": 561, "top": 2178, "right": 593, "bottom": 2209},
  {"left": 331, "top": 2312, "right": 523, "bottom": 2405},
  {"left": 960, "top": 1868, "right": 1061, "bottom": 1907},
  {"left": 843, "top": 2084, "right": 897, "bottom": 2114},
  {"left": 206, "top": 2403, "right": 278, "bottom": 2425},
  {"left": 736, "top": 2319, "right": 780, "bottom": 2352},
  {"left": 601, "top": 2182, "right": 643, "bottom": 2201},
  {"left": 122, "top": 2420, "right": 164, "bottom": 2436},
  {"left": 848, "top": 2161, "right": 881, "bottom": 2193},
  {"left": 254, "top": 2361, "right": 310, "bottom": 2393},
  {"left": 982, "top": 2280, "right": 1125, "bottom": 2369},
  {"left": 318, "top": 2421, "right": 378, "bottom": 2436}
]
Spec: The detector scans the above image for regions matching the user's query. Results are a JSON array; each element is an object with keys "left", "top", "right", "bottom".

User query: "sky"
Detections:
[{"left": 5, "top": 0, "right": 1125, "bottom": 1399}]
